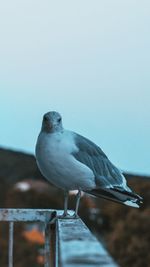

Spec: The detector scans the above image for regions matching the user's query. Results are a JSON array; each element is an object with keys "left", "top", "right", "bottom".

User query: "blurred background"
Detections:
[{"left": 0, "top": 1, "right": 150, "bottom": 266}]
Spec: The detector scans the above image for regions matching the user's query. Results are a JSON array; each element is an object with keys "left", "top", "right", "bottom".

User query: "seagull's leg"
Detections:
[
  {"left": 74, "top": 190, "right": 81, "bottom": 218},
  {"left": 59, "top": 190, "right": 81, "bottom": 219},
  {"left": 62, "top": 190, "right": 69, "bottom": 217}
]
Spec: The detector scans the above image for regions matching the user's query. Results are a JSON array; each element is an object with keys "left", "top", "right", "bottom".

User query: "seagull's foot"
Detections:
[
  {"left": 58, "top": 212, "right": 71, "bottom": 219},
  {"left": 58, "top": 211, "right": 79, "bottom": 219},
  {"left": 69, "top": 213, "right": 79, "bottom": 219}
]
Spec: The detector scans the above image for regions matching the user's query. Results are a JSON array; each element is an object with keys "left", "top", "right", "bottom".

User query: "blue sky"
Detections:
[{"left": 0, "top": 0, "right": 150, "bottom": 174}]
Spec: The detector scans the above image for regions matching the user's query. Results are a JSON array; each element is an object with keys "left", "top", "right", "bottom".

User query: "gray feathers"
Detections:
[
  {"left": 72, "top": 132, "right": 143, "bottom": 208},
  {"left": 72, "top": 133, "right": 126, "bottom": 189}
]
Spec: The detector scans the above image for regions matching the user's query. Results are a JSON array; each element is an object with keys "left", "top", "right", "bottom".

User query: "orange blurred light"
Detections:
[{"left": 22, "top": 228, "right": 44, "bottom": 245}]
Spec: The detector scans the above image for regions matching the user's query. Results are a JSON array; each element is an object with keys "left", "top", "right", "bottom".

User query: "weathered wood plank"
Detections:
[
  {"left": 0, "top": 209, "right": 58, "bottom": 222},
  {"left": 57, "top": 218, "right": 118, "bottom": 267}
]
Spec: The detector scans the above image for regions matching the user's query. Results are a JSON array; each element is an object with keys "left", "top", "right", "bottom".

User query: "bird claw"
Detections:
[{"left": 58, "top": 212, "right": 79, "bottom": 219}]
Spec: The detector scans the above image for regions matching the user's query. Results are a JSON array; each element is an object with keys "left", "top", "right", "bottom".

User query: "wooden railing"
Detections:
[{"left": 0, "top": 209, "right": 118, "bottom": 267}]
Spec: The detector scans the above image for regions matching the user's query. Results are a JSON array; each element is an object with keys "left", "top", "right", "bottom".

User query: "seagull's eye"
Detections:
[{"left": 57, "top": 118, "right": 61, "bottom": 123}]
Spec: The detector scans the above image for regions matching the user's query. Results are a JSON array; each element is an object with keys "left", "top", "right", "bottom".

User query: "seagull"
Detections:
[{"left": 35, "top": 111, "right": 143, "bottom": 217}]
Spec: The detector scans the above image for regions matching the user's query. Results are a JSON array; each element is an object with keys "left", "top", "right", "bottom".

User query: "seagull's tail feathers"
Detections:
[{"left": 86, "top": 187, "right": 143, "bottom": 208}]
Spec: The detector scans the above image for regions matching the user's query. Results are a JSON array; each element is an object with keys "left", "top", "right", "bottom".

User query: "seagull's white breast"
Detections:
[{"left": 35, "top": 130, "right": 95, "bottom": 190}]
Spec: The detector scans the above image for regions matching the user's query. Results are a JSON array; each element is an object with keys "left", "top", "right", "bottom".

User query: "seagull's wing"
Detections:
[
  {"left": 72, "top": 132, "right": 143, "bottom": 208},
  {"left": 72, "top": 132, "right": 128, "bottom": 189}
]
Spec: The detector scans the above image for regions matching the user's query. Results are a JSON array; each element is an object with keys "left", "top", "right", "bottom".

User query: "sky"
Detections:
[{"left": 0, "top": 0, "right": 150, "bottom": 175}]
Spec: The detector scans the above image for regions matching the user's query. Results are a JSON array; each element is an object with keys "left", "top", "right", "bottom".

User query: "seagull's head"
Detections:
[{"left": 42, "top": 111, "right": 63, "bottom": 133}]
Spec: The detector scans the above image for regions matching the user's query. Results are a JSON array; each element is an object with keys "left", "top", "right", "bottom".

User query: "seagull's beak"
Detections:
[
  {"left": 43, "top": 119, "right": 53, "bottom": 131},
  {"left": 47, "top": 122, "right": 53, "bottom": 130}
]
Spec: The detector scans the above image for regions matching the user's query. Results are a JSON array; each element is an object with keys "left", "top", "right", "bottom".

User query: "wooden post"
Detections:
[{"left": 57, "top": 217, "right": 118, "bottom": 267}]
